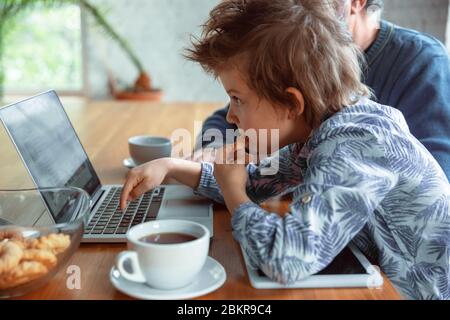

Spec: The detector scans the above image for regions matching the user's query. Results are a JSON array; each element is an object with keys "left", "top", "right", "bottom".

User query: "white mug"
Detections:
[
  {"left": 115, "top": 220, "right": 209, "bottom": 290},
  {"left": 128, "top": 135, "right": 172, "bottom": 165}
]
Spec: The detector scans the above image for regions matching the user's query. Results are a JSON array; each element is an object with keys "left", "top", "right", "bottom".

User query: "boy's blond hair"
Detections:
[{"left": 186, "top": 0, "right": 370, "bottom": 128}]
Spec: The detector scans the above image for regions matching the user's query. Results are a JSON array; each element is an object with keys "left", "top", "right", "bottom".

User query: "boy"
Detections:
[
  {"left": 197, "top": 0, "right": 450, "bottom": 180},
  {"left": 120, "top": 0, "right": 450, "bottom": 299}
]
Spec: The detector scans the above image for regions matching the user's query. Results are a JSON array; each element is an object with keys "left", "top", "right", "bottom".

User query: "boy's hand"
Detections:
[
  {"left": 213, "top": 143, "right": 251, "bottom": 212},
  {"left": 214, "top": 161, "right": 248, "bottom": 191},
  {"left": 120, "top": 158, "right": 171, "bottom": 210}
]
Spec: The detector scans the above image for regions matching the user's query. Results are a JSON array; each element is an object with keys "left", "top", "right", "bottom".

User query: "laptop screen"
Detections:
[{"left": 0, "top": 91, "right": 101, "bottom": 222}]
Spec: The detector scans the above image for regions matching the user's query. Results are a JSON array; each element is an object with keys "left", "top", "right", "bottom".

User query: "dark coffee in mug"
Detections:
[{"left": 139, "top": 232, "right": 197, "bottom": 244}]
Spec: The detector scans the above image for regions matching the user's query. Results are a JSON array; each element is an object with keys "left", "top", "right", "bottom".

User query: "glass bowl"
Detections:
[{"left": 0, "top": 187, "right": 90, "bottom": 298}]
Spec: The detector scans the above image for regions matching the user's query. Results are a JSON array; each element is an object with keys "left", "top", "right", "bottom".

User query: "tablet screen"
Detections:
[{"left": 256, "top": 246, "right": 367, "bottom": 277}]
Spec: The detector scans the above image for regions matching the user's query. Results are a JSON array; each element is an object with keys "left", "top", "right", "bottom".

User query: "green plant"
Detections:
[{"left": 0, "top": 0, "right": 152, "bottom": 98}]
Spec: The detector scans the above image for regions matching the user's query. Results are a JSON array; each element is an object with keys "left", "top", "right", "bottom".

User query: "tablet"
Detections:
[{"left": 241, "top": 243, "right": 383, "bottom": 289}]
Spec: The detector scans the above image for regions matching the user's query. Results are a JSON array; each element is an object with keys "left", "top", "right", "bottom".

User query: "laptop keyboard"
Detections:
[{"left": 84, "top": 186, "right": 165, "bottom": 236}]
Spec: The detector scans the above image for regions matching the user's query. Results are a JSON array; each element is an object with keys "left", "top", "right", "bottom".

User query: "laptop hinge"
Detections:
[{"left": 90, "top": 188, "right": 105, "bottom": 212}]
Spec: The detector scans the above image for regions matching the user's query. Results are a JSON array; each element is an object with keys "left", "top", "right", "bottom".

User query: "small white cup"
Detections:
[
  {"left": 128, "top": 135, "right": 172, "bottom": 165},
  {"left": 115, "top": 220, "right": 209, "bottom": 290}
]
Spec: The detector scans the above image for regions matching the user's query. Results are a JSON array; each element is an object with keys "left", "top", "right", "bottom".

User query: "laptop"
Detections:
[
  {"left": 0, "top": 90, "right": 213, "bottom": 242},
  {"left": 241, "top": 243, "right": 383, "bottom": 289}
]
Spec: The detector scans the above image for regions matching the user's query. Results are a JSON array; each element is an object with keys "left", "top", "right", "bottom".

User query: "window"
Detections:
[{"left": 3, "top": 4, "right": 84, "bottom": 94}]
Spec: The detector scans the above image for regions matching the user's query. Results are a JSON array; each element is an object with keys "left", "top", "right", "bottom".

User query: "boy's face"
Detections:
[{"left": 218, "top": 66, "right": 307, "bottom": 153}]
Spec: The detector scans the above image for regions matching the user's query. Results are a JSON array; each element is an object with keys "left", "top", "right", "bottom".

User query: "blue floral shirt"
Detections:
[{"left": 195, "top": 99, "right": 450, "bottom": 300}]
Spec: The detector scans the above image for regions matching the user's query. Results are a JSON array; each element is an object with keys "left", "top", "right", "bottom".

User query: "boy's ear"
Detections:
[
  {"left": 350, "top": 0, "right": 367, "bottom": 14},
  {"left": 285, "top": 87, "right": 305, "bottom": 119}
]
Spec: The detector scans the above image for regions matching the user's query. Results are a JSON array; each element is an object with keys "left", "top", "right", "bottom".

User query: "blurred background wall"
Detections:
[
  {"left": 447, "top": 0, "right": 450, "bottom": 51},
  {"left": 383, "top": 0, "right": 449, "bottom": 42},
  {"left": 84, "top": 0, "right": 450, "bottom": 102},
  {"left": 84, "top": 0, "right": 226, "bottom": 103},
  {"left": 2, "top": 0, "right": 449, "bottom": 103}
]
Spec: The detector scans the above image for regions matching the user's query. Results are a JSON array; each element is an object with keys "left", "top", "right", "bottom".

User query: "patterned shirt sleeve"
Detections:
[
  {"left": 231, "top": 128, "right": 399, "bottom": 284},
  {"left": 194, "top": 143, "right": 306, "bottom": 204}
]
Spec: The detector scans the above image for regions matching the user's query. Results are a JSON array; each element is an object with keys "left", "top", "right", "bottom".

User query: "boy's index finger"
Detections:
[
  {"left": 119, "top": 189, "right": 127, "bottom": 211},
  {"left": 120, "top": 179, "right": 135, "bottom": 210},
  {"left": 120, "top": 169, "right": 140, "bottom": 209}
]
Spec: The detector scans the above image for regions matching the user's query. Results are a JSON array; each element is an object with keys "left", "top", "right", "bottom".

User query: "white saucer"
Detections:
[
  {"left": 110, "top": 256, "right": 226, "bottom": 300},
  {"left": 123, "top": 157, "right": 137, "bottom": 169}
]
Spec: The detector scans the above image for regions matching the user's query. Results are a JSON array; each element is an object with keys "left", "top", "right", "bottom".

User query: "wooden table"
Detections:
[{"left": 2, "top": 99, "right": 401, "bottom": 300}]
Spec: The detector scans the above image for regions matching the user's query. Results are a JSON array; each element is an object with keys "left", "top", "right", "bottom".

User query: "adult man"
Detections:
[{"left": 196, "top": 0, "right": 450, "bottom": 179}]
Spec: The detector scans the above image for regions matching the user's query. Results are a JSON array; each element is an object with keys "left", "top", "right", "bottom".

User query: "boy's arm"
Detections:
[
  {"left": 194, "top": 143, "right": 306, "bottom": 205},
  {"left": 231, "top": 132, "right": 398, "bottom": 283},
  {"left": 166, "top": 158, "right": 202, "bottom": 189},
  {"left": 120, "top": 158, "right": 203, "bottom": 209}
]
